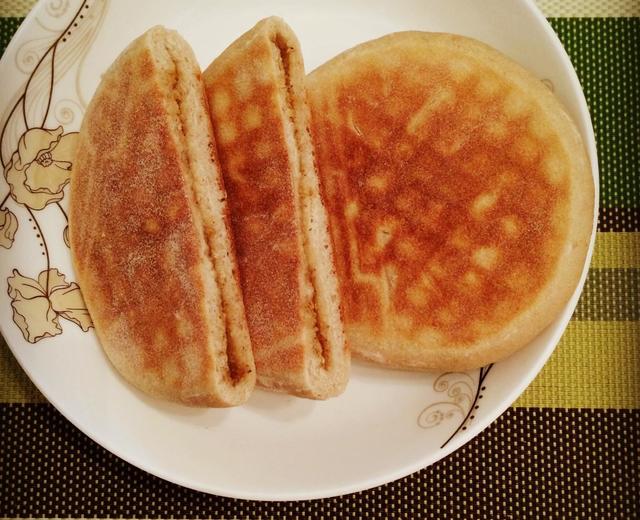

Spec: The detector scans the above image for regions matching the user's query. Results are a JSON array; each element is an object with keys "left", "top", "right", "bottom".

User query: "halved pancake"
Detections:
[
  {"left": 70, "top": 27, "right": 255, "bottom": 406},
  {"left": 307, "top": 32, "right": 594, "bottom": 370},
  {"left": 202, "top": 18, "right": 349, "bottom": 399}
]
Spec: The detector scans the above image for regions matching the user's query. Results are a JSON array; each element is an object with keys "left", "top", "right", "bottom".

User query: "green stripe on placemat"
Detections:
[
  {"left": 1, "top": 404, "right": 637, "bottom": 518},
  {"left": 0, "top": 17, "right": 22, "bottom": 53},
  {"left": 550, "top": 18, "right": 640, "bottom": 219}
]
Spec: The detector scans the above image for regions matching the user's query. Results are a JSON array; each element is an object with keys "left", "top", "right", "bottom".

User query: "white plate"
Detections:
[{"left": 0, "top": 0, "right": 598, "bottom": 500}]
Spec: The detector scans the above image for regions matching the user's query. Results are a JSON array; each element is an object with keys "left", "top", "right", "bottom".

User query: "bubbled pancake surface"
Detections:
[
  {"left": 203, "top": 18, "right": 352, "bottom": 400},
  {"left": 307, "top": 32, "right": 594, "bottom": 370},
  {"left": 204, "top": 22, "right": 307, "bottom": 377}
]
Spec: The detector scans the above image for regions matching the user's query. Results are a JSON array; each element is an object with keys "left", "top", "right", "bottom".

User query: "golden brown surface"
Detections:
[
  {"left": 203, "top": 17, "right": 349, "bottom": 398},
  {"left": 308, "top": 32, "right": 594, "bottom": 370},
  {"left": 70, "top": 27, "right": 255, "bottom": 406}
]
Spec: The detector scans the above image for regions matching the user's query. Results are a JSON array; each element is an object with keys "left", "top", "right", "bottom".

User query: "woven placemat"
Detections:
[{"left": 1, "top": 1, "right": 638, "bottom": 518}]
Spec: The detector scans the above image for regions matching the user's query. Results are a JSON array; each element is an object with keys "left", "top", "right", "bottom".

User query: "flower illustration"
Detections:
[
  {"left": 4, "top": 127, "right": 78, "bottom": 210},
  {"left": 0, "top": 208, "right": 18, "bottom": 248},
  {"left": 7, "top": 268, "right": 92, "bottom": 343}
]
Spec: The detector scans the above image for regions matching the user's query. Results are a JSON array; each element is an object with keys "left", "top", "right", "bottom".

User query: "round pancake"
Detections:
[{"left": 307, "top": 32, "right": 594, "bottom": 370}]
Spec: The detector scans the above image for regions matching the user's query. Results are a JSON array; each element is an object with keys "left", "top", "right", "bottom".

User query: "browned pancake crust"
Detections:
[
  {"left": 308, "top": 32, "right": 594, "bottom": 370},
  {"left": 205, "top": 22, "right": 303, "bottom": 376},
  {"left": 203, "top": 18, "right": 349, "bottom": 397},
  {"left": 70, "top": 28, "right": 254, "bottom": 405}
]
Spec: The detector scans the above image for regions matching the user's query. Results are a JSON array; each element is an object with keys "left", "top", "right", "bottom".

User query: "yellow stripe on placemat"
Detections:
[
  {"left": 536, "top": 0, "right": 640, "bottom": 17},
  {"left": 0, "top": 341, "right": 45, "bottom": 403},
  {"left": 515, "top": 321, "right": 640, "bottom": 409},
  {"left": 0, "top": 0, "right": 36, "bottom": 18},
  {"left": 2, "top": 322, "right": 639, "bottom": 407},
  {"left": 591, "top": 232, "right": 640, "bottom": 269}
]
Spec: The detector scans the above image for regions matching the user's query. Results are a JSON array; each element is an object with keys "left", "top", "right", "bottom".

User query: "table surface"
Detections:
[{"left": 1, "top": 0, "right": 638, "bottom": 518}]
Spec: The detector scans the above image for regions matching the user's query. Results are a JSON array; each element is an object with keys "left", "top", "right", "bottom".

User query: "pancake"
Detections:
[
  {"left": 202, "top": 17, "right": 349, "bottom": 399},
  {"left": 70, "top": 27, "right": 255, "bottom": 406},
  {"left": 307, "top": 32, "right": 594, "bottom": 370}
]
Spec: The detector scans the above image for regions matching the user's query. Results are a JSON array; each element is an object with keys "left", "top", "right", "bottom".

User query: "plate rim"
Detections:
[{"left": 0, "top": 0, "right": 600, "bottom": 501}]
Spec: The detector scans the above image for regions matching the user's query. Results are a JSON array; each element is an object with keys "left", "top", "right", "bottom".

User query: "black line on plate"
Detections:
[
  {"left": 55, "top": 201, "right": 68, "bottom": 221},
  {"left": 26, "top": 207, "right": 50, "bottom": 292},
  {"left": 440, "top": 363, "right": 494, "bottom": 449}
]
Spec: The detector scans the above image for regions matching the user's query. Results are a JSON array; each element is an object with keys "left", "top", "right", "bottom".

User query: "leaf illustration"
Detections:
[
  {"left": 8, "top": 269, "right": 61, "bottom": 342},
  {"left": 7, "top": 268, "right": 93, "bottom": 343},
  {"left": 0, "top": 208, "right": 18, "bottom": 248},
  {"left": 49, "top": 282, "right": 92, "bottom": 331}
]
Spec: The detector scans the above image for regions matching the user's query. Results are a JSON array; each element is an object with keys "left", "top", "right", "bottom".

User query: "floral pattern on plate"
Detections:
[{"left": 0, "top": 0, "right": 108, "bottom": 343}]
